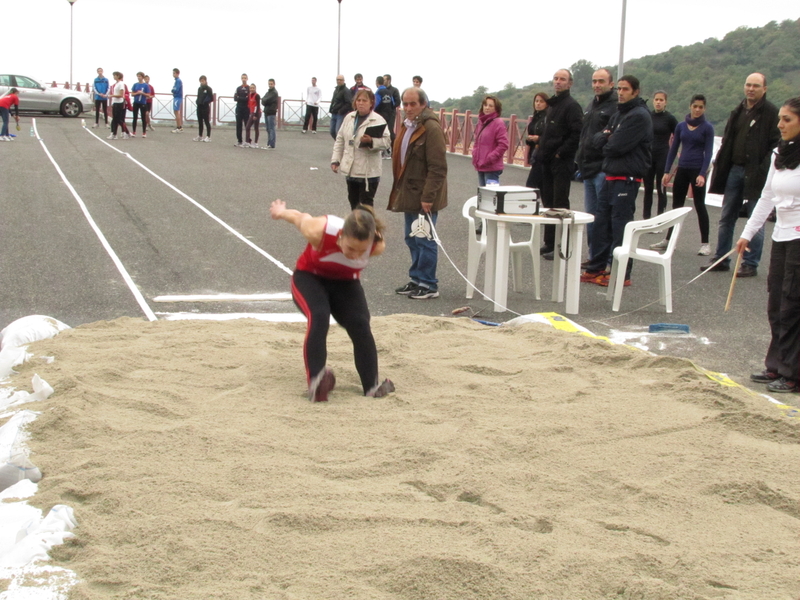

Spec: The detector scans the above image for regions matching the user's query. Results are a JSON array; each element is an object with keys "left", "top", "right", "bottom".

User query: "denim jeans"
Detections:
[
  {"left": 330, "top": 113, "right": 345, "bottom": 140},
  {"left": 404, "top": 212, "right": 438, "bottom": 290},
  {"left": 583, "top": 171, "right": 605, "bottom": 261},
  {"left": 478, "top": 170, "right": 503, "bottom": 186},
  {"left": 0, "top": 107, "right": 9, "bottom": 137},
  {"left": 263, "top": 114, "right": 276, "bottom": 148},
  {"left": 584, "top": 178, "right": 639, "bottom": 278},
  {"left": 714, "top": 164, "right": 764, "bottom": 268}
]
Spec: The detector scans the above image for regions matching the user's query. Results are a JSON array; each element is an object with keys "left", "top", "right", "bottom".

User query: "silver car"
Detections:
[{"left": 0, "top": 74, "right": 93, "bottom": 117}]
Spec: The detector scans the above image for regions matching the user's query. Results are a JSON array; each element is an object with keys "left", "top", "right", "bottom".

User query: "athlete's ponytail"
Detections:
[{"left": 344, "top": 205, "right": 386, "bottom": 241}]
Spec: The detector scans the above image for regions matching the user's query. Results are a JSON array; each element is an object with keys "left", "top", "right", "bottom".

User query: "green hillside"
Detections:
[{"left": 434, "top": 18, "right": 800, "bottom": 130}]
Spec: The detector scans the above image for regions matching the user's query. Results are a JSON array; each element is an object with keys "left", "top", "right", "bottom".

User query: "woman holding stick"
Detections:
[{"left": 736, "top": 97, "right": 800, "bottom": 394}]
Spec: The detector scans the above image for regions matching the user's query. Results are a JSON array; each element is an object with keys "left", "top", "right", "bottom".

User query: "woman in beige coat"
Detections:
[{"left": 331, "top": 89, "right": 391, "bottom": 210}]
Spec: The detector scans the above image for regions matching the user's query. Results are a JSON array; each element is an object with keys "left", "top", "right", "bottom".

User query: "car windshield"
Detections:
[
  {"left": 15, "top": 76, "right": 42, "bottom": 89},
  {"left": 0, "top": 75, "right": 12, "bottom": 86}
]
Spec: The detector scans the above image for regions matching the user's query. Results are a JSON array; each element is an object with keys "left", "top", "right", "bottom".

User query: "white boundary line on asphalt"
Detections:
[
  {"left": 83, "top": 125, "right": 294, "bottom": 276},
  {"left": 33, "top": 119, "right": 158, "bottom": 322},
  {"left": 153, "top": 293, "right": 292, "bottom": 303}
]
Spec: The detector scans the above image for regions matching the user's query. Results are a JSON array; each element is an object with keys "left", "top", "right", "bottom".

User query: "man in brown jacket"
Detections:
[{"left": 389, "top": 87, "right": 448, "bottom": 299}]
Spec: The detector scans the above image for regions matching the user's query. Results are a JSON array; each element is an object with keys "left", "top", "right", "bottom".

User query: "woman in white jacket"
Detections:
[
  {"left": 736, "top": 97, "right": 800, "bottom": 394},
  {"left": 331, "top": 88, "right": 391, "bottom": 210}
]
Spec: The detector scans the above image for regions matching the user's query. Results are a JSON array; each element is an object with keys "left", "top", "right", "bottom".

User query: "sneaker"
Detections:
[
  {"left": 130, "top": 132, "right": 137, "bottom": 137},
  {"left": 142, "top": 133, "right": 147, "bottom": 138},
  {"left": 203, "top": 136, "right": 211, "bottom": 142},
  {"left": 542, "top": 251, "right": 554, "bottom": 261},
  {"left": 251, "top": 143, "right": 259, "bottom": 149},
  {"left": 308, "top": 368, "right": 336, "bottom": 403},
  {"left": 0, "top": 137, "right": 6, "bottom": 142},
  {"left": 234, "top": 142, "right": 244, "bottom": 148},
  {"left": 193, "top": 136, "right": 202, "bottom": 141},
  {"left": 766, "top": 377, "right": 798, "bottom": 393},
  {"left": 121, "top": 132, "right": 131, "bottom": 139},
  {"left": 539, "top": 245, "right": 553, "bottom": 255},
  {"left": 649, "top": 239, "right": 669, "bottom": 250},
  {"left": 301, "top": 130, "right": 307, "bottom": 134},
  {"left": 171, "top": 128, "right": 183, "bottom": 133},
  {"left": 91, "top": 123, "right": 99, "bottom": 129},
  {"left": 697, "top": 244, "right": 710, "bottom": 256},
  {"left": 750, "top": 370, "right": 780, "bottom": 383},
  {"left": 409, "top": 287, "right": 439, "bottom": 299},
  {"left": 242, "top": 142, "right": 251, "bottom": 148},
  {"left": 395, "top": 282, "right": 419, "bottom": 295},
  {"left": 366, "top": 379, "right": 395, "bottom": 398},
  {"left": 580, "top": 270, "right": 606, "bottom": 282},
  {"left": 106, "top": 123, "right": 111, "bottom": 129},
  {"left": 107, "top": 134, "right": 117, "bottom": 140},
  {"left": 312, "top": 130, "right": 317, "bottom": 134}
]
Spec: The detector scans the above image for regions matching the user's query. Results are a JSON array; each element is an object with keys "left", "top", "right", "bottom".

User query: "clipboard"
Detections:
[{"left": 363, "top": 123, "right": 386, "bottom": 138}]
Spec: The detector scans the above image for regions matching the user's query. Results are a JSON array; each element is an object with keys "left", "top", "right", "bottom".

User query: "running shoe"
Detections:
[
  {"left": 698, "top": 244, "right": 711, "bottom": 256},
  {"left": 395, "top": 282, "right": 419, "bottom": 295},
  {"left": 107, "top": 134, "right": 117, "bottom": 140},
  {"left": 750, "top": 370, "right": 780, "bottom": 383},
  {"left": 766, "top": 377, "right": 798, "bottom": 393},
  {"left": 193, "top": 136, "right": 202, "bottom": 141},
  {"left": 203, "top": 137, "right": 211, "bottom": 142},
  {"left": 580, "top": 270, "right": 606, "bottom": 282},
  {"left": 596, "top": 275, "right": 631, "bottom": 287},
  {"left": 309, "top": 368, "right": 336, "bottom": 403},
  {"left": 409, "top": 287, "right": 439, "bottom": 299},
  {"left": 366, "top": 379, "right": 395, "bottom": 398}
]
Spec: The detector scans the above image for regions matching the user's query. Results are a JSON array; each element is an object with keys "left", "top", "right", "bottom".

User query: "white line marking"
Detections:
[
  {"left": 83, "top": 126, "right": 294, "bottom": 275},
  {"left": 153, "top": 293, "right": 292, "bottom": 303},
  {"left": 33, "top": 119, "right": 157, "bottom": 322},
  {"left": 156, "top": 312, "right": 312, "bottom": 323}
]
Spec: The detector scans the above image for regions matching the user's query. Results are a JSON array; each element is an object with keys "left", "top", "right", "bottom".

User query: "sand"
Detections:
[{"left": 6, "top": 315, "right": 799, "bottom": 599}]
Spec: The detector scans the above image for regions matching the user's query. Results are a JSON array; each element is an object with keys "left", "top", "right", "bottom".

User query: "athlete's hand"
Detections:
[{"left": 270, "top": 199, "right": 286, "bottom": 220}]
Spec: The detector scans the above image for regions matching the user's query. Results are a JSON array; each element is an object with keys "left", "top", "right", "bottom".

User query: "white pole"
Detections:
[
  {"left": 337, "top": 1, "right": 342, "bottom": 76},
  {"left": 618, "top": 0, "right": 627, "bottom": 79}
]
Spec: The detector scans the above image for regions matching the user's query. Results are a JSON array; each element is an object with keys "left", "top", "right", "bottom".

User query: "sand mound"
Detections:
[{"left": 8, "top": 315, "right": 799, "bottom": 599}]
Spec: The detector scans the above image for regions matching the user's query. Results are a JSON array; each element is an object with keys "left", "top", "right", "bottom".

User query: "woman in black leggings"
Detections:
[{"left": 270, "top": 200, "right": 395, "bottom": 402}]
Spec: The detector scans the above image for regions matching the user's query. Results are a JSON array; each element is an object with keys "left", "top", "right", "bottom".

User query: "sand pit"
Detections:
[{"left": 6, "top": 315, "right": 799, "bottom": 599}]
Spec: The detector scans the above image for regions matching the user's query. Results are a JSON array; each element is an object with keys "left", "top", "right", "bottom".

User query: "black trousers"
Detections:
[
  {"left": 303, "top": 105, "right": 319, "bottom": 131},
  {"left": 131, "top": 104, "right": 147, "bottom": 133},
  {"left": 643, "top": 147, "right": 668, "bottom": 219},
  {"left": 345, "top": 177, "right": 379, "bottom": 210},
  {"left": 765, "top": 239, "right": 800, "bottom": 381},
  {"left": 235, "top": 105, "right": 248, "bottom": 143},
  {"left": 197, "top": 104, "right": 211, "bottom": 137},
  {"left": 111, "top": 102, "right": 125, "bottom": 135},
  {"left": 668, "top": 166, "right": 710, "bottom": 243},
  {"left": 291, "top": 270, "right": 378, "bottom": 394},
  {"left": 95, "top": 99, "right": 108, "bottom": 124},
  {"left": 541, "top": 156, "right": 573, "bottom": 249}
]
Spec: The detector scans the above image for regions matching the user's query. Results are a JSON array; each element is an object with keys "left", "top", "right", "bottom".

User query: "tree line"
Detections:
[{"left": 434, "top": 18, "right": 800, "bottom": 131}]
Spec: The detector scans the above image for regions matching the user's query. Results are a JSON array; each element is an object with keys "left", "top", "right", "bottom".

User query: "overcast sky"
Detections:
[{"left": 12, "top": 0, "right": 798, "bottom": 105}]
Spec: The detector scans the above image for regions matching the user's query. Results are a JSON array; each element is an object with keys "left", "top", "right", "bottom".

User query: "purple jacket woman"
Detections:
[{"left": 472, "top": 95, "right": 509, "bottom": 185}]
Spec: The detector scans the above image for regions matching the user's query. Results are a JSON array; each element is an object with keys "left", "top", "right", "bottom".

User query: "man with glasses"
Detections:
[{"left": 704, "top": 72, "right": 780, "bottom": 277}]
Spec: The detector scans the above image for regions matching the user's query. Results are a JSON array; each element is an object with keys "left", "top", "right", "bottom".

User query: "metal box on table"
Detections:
[{"left": 477, "top": 185, "right": 540, "bottom": 215}]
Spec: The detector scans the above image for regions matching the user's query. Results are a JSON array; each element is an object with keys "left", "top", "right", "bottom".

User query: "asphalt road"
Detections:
[{"left": 0, "top": 115, "right": 792, "bottom": 406}]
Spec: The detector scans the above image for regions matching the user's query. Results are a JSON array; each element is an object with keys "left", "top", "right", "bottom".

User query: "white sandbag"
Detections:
[
  {"left": 0, "top": 505, "right": 76, "bottom": 569},
  {"left": 0, "top": 411, "right": 41, "bottom": 493},
  {"left": 0, "top": 374, "right": 54, "bottom": 412},
  {"left": 0, "top": 316, "right": 71, "bottom": 351}
]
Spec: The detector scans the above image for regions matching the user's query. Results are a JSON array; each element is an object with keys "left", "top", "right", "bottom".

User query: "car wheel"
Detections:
[{"left": 60, "top": 98, "right": 82, "bottom": 117}]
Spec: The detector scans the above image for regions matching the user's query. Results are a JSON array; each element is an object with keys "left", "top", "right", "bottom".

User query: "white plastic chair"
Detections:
[
  {"left": 606, "top": 206, "right": 692, "bottom": 313},
  {"left": 462, "top": 196, "right": 541, "bottom": 300}
]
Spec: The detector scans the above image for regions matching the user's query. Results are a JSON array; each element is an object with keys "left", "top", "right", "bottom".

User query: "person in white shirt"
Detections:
[
  {"left": 736, "top": 97, "right": 800, "bottom": 394},
  {"left": 302, "top": 77, "right": 322, "bottom": 134},
  {"left": 107, "top": 72, "right": 129, "bottom": 140}
]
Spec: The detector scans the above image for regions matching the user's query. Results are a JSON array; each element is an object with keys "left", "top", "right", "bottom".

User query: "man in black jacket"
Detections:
[
  {"left": 329, "top": 75, "right": 352, "bottom": 140},
  {"left": 261, "top": 79, "right": 279, "bottom": 149},
  {"left": 537, "top": 68, "right": 583, "bottom": 259},
  {"left": 581, "top": 75, "right": 652, "bottom": 285},
  {"left": 704, "top": 73, "right": 780, "bottom": 277},
  {"left": 575, "top": 68, "right": 617, "bottom": 264},
  {"left": 233, "top": 73, "right": 249, "bottom": 147}
]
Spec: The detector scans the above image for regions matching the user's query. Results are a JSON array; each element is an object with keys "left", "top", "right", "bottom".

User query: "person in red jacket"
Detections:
[
  {"left": 0, "top": 88, "right": 20, "bottom": 141},
  {"left": 270, "top": 200, "right": 395, "bottom": 402}
]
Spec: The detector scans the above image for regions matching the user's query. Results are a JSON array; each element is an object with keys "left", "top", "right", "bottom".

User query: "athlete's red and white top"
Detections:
[{"left": 295, "top": 215, "right": 371, "bottom": 280}]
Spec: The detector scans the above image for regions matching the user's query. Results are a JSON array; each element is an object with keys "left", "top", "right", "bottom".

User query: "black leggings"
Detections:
[
  {"left": 131, "top": 104, "right": 147, "bottom": 133},
  {"left": 111, "top": 102, "right": 126, "bottom": 135},
  {"left": 667, "top": 166, "right": 710, "bottom": 243},
  {"left": 643, "top": 148, "right": 668, "bottom": 219},
  {"left": 95, "top": 99, "right": 108, "bottom": 124},
  {"left": 246, "top": 112, "right": 260, "bottom": 144},
  {"left": 345, "top": 177, "right": 379, "bottom": 210},
  {"left": 197, "top": 104, "right": 211, "bottom": 137},
  {"left": 291, "top": 270, "right": 378, "bottom": 394}
]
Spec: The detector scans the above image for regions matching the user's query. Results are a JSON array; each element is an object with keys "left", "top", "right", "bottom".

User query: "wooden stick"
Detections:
[{"left": 724, "top": 251, "right": 744, "bottom": 312}]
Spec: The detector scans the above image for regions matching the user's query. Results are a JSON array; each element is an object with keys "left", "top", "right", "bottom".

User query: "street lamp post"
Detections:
[
  {"left": 68, "top": 0, "right": 77, "bottom": 86},
  {"left": 618, "top": 0, "right": 627, "bottom": 79},
  {"left": 337, "top": 0, "right": 342, "bottom": 76}
]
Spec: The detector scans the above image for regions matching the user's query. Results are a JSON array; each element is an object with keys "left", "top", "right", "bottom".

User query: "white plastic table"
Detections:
[{"left": 474, "top": 209, "right": 594, "bottom": 315}]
